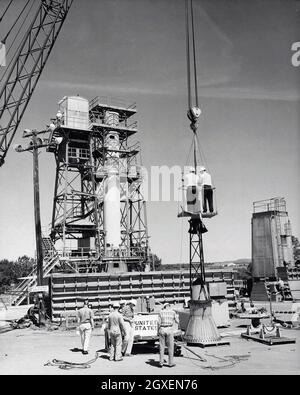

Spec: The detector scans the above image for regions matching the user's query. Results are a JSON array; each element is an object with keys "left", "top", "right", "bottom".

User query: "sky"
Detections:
[{"left": 0, "top": 0, "right": 299, "bottom": 264}]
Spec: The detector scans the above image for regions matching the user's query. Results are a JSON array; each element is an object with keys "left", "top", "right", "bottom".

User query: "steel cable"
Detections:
[
  {"left": 0, "top": 0, "right": 13, "bottom": 23},
  {"left": 0, "top": 0, "right": 35, "bottom": 84},
  {"left": 1, "top": 0, "right": 31, "bottom": 44}
]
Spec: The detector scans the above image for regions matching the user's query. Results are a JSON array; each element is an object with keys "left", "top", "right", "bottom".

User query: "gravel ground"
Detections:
[{"left": 0, "top": 318, "right": 299, "bottom": 375}]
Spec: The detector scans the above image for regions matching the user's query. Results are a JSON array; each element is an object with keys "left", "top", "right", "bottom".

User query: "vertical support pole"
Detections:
[
  {"left": 90, "top": 134, "right": 101, "bottom": 258},
  {"left": 62, "top": 138, "right": 69, "bottom": 255},
  {"left": 51, "top": 157, "right": 60, "bottom": 238},
  {"left": 32, "top": 132, "right": 43, "bottom": 286},
  {"left": 189, "top": 228, "right": 192, "bottom": 299}
]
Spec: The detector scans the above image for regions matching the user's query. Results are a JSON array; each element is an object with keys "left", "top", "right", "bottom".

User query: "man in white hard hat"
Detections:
[
  {"left": 158, "top": 302, "right": 179, "bottom": 367},
  {"left": 185, "top": 167, "right": 201, "bottom": 214},
  {"left": 121, "top": 299, "right": 136, "bottom": 356},
  {"left": 199, "top": 166, "right": 214, "bottom": 213},
  {"left": 107, "top": 302, "right": 126, "bottom": 361}
]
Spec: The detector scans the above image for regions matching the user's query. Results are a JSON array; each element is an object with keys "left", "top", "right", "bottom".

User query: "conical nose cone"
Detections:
[{"left": 184, "top": 299, "right": 222, "bottom": 345}]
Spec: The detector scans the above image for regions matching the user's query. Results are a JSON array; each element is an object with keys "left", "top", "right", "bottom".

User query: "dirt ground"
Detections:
[{"left": 0, "top": 318, "right": 299, "bottom": 375}]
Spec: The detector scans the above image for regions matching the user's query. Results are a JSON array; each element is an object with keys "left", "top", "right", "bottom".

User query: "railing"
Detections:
[
  {"left": 89, "top": 117, "right": 138, "bottom": 131},
  {"left": 58, "top": 248, "right": 97, "bottom": 260},
  {"left": 178, "top": 185, "right": 218, "bottom": 218},
  {"left": 10, "top": 237, "right": 60, "bottom": 306},
  {"left": 89, "top": 96, "right": 137, "bottom": 111},
  {"left": 253, "top": 197, "right": 287, "bottom": 214}
]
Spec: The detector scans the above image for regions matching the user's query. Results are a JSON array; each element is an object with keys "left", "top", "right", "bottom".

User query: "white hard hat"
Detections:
[
  {"left": 189, "top": 166, "right": 195, "bottom": 173},
  {"left": 199, "top": 166, "right": 206, "bottom": 172},
  {"left": 113, "top": 302, "right": 120, "bottom": 308},
  {"left": 129, "top": 299, "right": 137, "bottom": 306},
  {"left": 119, "top": 300, "right": 126, "bottom": 305},
  {"left": 163, "top": 302, "right": 170, "bottom": 309}
]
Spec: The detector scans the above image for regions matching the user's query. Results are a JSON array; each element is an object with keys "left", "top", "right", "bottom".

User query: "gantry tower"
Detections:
[{"left": 48, "top": 95, "right": 149, "bottom": 273}]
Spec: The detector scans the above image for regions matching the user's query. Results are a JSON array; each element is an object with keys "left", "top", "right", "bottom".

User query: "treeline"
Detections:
[{"left": 0, "top": 256, "right": 35, "bottom": 293}]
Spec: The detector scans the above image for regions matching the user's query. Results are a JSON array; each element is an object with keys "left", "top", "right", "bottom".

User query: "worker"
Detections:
[
  {"left": 27, "top": 295, "right": 40, "bottom": 326},
  {"left": 77, "top": 299, "right": 94, "bottom": 355},
  {"left": 107, "top": 302, "right": 126, "bottom": 361},
  {"left": 119, "top": 300, "right": 127, "bottom": 313},
  {"left": 188, "top": 216, "right": 207, "bottom": 235},
  {"left": 118, "top": 300, "right": 127, "bottom": 347},
  {"left": 37, "top": 293, "right": 46, "bottom": 326},
  {"left": 276, "top": 278, "right": 285, "bottom": 300},
  {"left": 158, "top": 302, "right": 179, "bottom": 368},
  {"left": 121, "top": 299, "right": 136, "bottom": 356},
  {"left": 199, "top": 166, "right": 214, "bottom": 213},
  {"left": 185, "top": 167, "right": 201, "bottom": 214}
]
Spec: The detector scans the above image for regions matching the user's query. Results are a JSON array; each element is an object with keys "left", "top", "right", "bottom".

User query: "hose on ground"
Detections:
[{"left": 44, "top": 351, "right": 101, "bottom": 370}]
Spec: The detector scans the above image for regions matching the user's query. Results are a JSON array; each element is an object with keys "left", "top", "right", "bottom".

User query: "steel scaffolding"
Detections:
[{"left": 48, "top": 96, "right": 149, "bottom": 273}]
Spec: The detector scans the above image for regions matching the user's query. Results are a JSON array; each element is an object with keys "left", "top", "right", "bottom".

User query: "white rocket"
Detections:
[{"left": 103, "top": 111, "right": 121, "bottom": 249}]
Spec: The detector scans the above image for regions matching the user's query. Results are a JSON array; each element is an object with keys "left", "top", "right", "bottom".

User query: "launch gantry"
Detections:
[{"left": 48, "top": 95, "right": 150, "bottom": 273}]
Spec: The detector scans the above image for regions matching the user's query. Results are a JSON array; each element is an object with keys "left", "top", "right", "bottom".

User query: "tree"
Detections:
[
  {"left": 149, "top": 253, "right": 162, "bottom": 271},
  {"left": 0, "top": 256, "right": 35, "bottom": 292}
]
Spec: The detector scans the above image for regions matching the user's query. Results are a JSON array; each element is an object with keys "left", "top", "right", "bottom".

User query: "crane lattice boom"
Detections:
[{"left": 0, "top": 0, "right": 73, "bottom": 167}]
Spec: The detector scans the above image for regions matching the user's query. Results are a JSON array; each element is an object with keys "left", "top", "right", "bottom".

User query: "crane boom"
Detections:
[{"left": 0, "top": 0, "right": 73, "bottom": 167}]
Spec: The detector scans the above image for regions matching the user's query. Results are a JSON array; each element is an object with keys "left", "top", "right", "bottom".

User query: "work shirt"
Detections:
[
  {"left": 199, "top": 171, "right": 212, "bottom": 186},
  {"left": 158, "top": 309, "right": 178, "bottom": 327},
  {"left": 185, "top": 172, "right": 200, "bottom": 187},
  {"left": 107, "top": 311, "right": 126, "bottom": 335},
  {"left": 121, "top": 305, "right": 134, "bottom": 323},
  {"left": 77, "top": 306, "right": 94, "bottom": 324},
  {"left": 277, "top": 280, "right": 284, "bottom": 288}
]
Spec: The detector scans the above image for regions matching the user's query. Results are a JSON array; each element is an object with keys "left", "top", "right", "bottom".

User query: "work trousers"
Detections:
[
  {"left": 159, "top": 327, "right": 174, "bottom": 366},
  {"left": 109, "top": 332, "right": 122, "bottom": 361},
  {"left": 79, "top": 322, "right": 92, "bottom": 352},
  {"left": 203, "top": 185, "right": 213, "bottom": 213},
  {"left": 122, "top": 321, "right": 134, "bottom": 355}
]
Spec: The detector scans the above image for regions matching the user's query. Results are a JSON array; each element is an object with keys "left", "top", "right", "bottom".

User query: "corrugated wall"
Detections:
[
  {"left": 252, "top": 213, "right": 276, "bottom": 278},
  {"left": 50, "top": 270, "right": 236, "bottom": 321}
]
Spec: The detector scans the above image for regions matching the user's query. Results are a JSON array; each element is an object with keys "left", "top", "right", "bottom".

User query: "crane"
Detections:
[
  {"left": 180, "top": 0, "right": 227, "bottom": 347},
  {"left": 0, "top": 0, "right": 74, "bottom": 167}
]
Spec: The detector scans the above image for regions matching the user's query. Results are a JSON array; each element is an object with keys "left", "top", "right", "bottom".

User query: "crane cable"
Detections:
[
  {"left": 1, "top": 0, "right": 32, "bottom": 44},
  {"left": 0, "top": 0, "right": 13, "bottom": 24},
  {"left": 0, "top": 0, "right": 36, "bottom": 84},
  {"left": 185, "top": 0, "right": 199, "bottom": 112},
  {"left": 185, "top": 0, "right": 211, "bottom": 174}
]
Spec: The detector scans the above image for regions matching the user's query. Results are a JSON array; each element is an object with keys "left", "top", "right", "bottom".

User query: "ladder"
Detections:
[
  {"left": 274, "top": 208, "right": 284, "bottom": 268},
  {"left": 10, "top": 237, "right": 60, "bottom": 306}
]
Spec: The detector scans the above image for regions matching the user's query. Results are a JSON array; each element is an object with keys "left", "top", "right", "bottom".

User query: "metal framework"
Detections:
[
  {"left": 49, "top": 96, "right": 149, "bottom": 273},
  {"left": 188, "top": 217, "right": 207, "bottom": 298},
  {"left": 252, "top": 197, "right": 294, "bottom": 278},
  {"left": 0, "top": 0, "right": 73, "bottom": 167}
]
